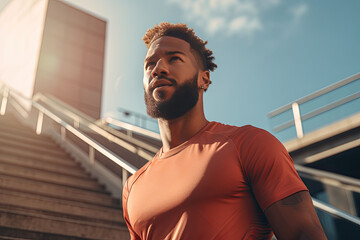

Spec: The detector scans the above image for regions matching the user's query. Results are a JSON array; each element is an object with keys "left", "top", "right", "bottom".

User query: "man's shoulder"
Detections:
[
  {"left": 125, "top": 159, "right": 154, "bottom": 192},
  {"left": 206, "top": 122, "right": 280, "bottom": 153},
  {"left": 207, "top": 121, "right": 268, "bottom": 140}
]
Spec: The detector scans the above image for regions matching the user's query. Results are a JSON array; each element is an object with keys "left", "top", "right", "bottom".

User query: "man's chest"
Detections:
[{"left": 126, "top": 140, "right": 249, "bottom": 229}]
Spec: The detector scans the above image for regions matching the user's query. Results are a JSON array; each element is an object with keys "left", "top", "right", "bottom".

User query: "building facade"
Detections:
[{"left": 0, "top": 0, "right": 106, "bottom": 119}]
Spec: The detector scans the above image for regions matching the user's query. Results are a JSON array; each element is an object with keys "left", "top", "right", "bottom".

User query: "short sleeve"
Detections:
[
  {"left": 122, "top": 178, "right": 141, "bottom": 240},
  {"left": 238, "top": 127, "right": 308, "bottom": 211}
]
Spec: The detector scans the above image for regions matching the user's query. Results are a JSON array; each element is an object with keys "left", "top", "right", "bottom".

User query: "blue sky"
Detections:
[{"left": 1, "top": 0, "right": 359, "bottom": 140}]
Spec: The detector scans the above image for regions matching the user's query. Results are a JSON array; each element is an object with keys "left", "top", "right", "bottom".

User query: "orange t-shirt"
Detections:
[{"left": 123, "top": 122, "right": 307, "bottom": 239}]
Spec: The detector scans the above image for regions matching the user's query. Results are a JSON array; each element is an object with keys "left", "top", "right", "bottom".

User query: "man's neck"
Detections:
[{"left": 158, "top": 106, "right": 208, "bottom": 152}]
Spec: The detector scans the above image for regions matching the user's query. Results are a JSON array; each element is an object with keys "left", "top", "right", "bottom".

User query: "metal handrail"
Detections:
[
  {"left": 273, "top": 92, "right": 360, "bottom": 133},
  {"left": 99, "top": 117, "right": 161, "bottom": 140},
  {"left": 268, "top": 73, "right": 360, "bottom": 117},
  {"left": 295, "top": 164, "right": 360, "bottom": 193},
  {"left": 296, "top": 164, "right": 360, "bottom": 226},
  {"left": 0, "top": 85, "right": 137, "bottom": 183},
  {"left": 33, "top": 93, "right": 158, "bottom": 158},
  {"left": 268, "top": 73, "right": 360, "bottom": 138},
  {"left": 117, "top": 106, "right": 158, "bottom": 131},
  {"left": 313, "top": 198, "right": 360, "bottom": 226}
]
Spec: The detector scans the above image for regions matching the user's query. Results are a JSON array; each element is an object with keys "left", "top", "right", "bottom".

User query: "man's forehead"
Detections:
[{"left": 145, "top": 36, "right": 191, "bottom": 58}]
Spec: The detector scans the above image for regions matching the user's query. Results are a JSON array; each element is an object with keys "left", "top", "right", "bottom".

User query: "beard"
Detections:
[{"left": 144, "top": 73, "right": 199, "bottom": 120}]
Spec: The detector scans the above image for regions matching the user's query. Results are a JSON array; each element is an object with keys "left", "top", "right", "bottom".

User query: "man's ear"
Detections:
[{"left": 199, "top": 70, "right": 210, "bottom": 90}]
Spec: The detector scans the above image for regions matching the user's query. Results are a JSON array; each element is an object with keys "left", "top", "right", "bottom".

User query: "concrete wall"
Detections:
[
  {"left": 34, "top": 0, "right": 106, "bottom": 119},
  {"left": 0, "top": 0, "right": 106, "bottom": 119}
]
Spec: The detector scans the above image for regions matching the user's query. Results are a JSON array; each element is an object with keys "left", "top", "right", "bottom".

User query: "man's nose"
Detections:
[{"left": 151, "top": 59, "right": 169, "bottom": 78}]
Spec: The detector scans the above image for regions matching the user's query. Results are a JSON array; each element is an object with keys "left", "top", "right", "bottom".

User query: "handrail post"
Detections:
[
  {"left": 74, "top": 117, "right": 80, "bottom": 128},
  {"left": 36, "top": 111, "right": 44, "bottom": 135},
  {"left": 292, "top": 102, "right": 304, "bottom": 138},
  {"left": 127, "top": 129, "right": 132, "bottom": 137},
  {"left": 61, "top": 126, "right": 66, "bottom": 142},
  {"left": 122, "top": 168, "right": 128, "bottom": 187},
  {"left": 0, "top": 87, "right": 9, "bottom": 115},
  {"left": 89, "top": 146, "right": 95, "bottom": 165}
]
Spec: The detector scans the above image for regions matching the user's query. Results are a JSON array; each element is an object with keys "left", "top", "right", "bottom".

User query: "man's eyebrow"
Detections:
[
  {"left": 144, "top": 54, "right": 156, "bottom": 63},
  {"left": 165, "top": 51, "right": 185, "bottom": 56},
  {"left": 144, "top": 51, "right": 186, "bottom": 63}
]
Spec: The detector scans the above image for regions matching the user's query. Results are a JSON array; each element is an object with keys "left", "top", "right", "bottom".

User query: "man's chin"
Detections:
[
  {"left": 144, "top": 73, "right": 199, "bottom": 120},
  {"left": 152, "top": 88, "right": 174, "bottom": 102}
]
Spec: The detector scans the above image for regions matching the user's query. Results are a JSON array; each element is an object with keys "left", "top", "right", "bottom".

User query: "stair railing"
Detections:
[
  {"left": 97, "top": 117, "right": 161, "bottom": 141},
  {"left": 117, "top": 106, "right": 159, "bottom": 133},
  {"left": 268, "top": 72, "right": 360, "bottom": 140},
  {"left": 295, "top": 164, "right": 360, "bottom": 193},
  {"left": 0, "top": 84, "right": 137, "bottom": 186},
  {"left": 35, "top": 93, "right": 161, "bottom": 141},
  {"left": 295, "top": 164, "right": 360, "bottom": 226},
  {"left": 1, "top": 83, "right": 359, "bottom": 228},
  {"left": 312, "top": 198, "right": 360, "bottom": 226},
  {"left": 33, "top": 93, "right": 159, "bottom": 158}
]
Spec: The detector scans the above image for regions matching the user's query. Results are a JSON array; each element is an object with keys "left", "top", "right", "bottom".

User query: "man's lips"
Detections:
[{"left": 150, "top": 78, "right": 175, "bottom": 92}]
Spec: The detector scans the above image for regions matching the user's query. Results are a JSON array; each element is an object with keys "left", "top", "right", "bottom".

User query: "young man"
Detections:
[{"left": 123, "top": 22, "right": 327, "bottom": 239}]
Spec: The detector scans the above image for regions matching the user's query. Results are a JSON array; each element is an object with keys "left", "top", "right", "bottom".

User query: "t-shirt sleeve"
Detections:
[
  {"left": 238, "top": 127, "right": 308, "bottom": 211},
  {"left": 122, "top": 178, "right": 141, "bottom": 240}
]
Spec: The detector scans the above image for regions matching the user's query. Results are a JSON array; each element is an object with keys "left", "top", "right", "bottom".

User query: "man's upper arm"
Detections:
[
  {"left": 237, "top": 127, "right": 308, "bottom": 210},
  {"left": 264, "top": 191, "right": 327, "bottom": 240},
  {"left": 236, "top": 127, "right": 326, "bottom": 238}
]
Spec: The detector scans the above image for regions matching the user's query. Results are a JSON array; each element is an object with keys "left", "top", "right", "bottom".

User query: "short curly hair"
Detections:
[{"left": 143, "top": 22, "right": 217, "bottom": 72}]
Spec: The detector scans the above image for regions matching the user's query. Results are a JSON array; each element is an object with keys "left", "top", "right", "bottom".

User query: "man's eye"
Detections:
[
  {"left": 170, "top": 56, "right": 181, "bottom": 62},
  {"left": 146, "top": 62, "right": 155, "bottom": 70}
]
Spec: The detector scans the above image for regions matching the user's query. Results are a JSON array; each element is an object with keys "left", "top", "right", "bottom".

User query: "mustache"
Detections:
[
  {"left": 153, "top": 76, "right": 177, "bottom": 85},
  {"left": 148, "top": 76, "right": 177, "bottom": 93}
]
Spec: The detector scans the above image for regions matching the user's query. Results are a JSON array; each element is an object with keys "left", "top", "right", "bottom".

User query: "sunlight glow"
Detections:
[{"left": 0, "top": 0, "right": 48, "bottom": 100}]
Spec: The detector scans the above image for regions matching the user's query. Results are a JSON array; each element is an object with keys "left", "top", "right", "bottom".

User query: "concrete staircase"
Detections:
[{"left": 0, "top": 115, "right": 130, "bottom": 239}]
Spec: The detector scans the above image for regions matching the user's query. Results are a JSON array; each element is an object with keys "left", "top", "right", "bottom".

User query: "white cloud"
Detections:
[
  {"left": 263, "top": 0, "right": 281, "bottom": 7},
  {"left": 229, "top": 17, "right": 247, "bottom": 31},
  {"left": 229, "top": 16, "right": 262, "bottom": 33},
  {"left": 167, "top": 0, "right": 275, "bottom": 36},
  {"left": 292, "top": 3, "right": 308, "bottom": 22},
  {"left": 167, "top": 0, "right": 307, "bottom": 37},
  {"left": 248, "top": 17, "right": 262, "bottom": 31},
  {"left": 209, "top": 0, "right": 238, "bottom": 11},
  {"left": 207, "top": 17, "right": 226, "bottom": 34},
  {"left": 234, "top": 1, "right": 258, "bottom": 15}
]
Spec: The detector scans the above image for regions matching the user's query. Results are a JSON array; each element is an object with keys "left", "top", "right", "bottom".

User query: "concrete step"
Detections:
[
  {"left": 0, "top": 114, "right": 130, "bottom": 239},
  {"left": 0, "top": 137, "right": 68, "bottom": 158},
  {"left": 0, "top": 189, "right": 124, "bottom": 225},
  {"left": 0, "top": 119, "right": 43, "bottom": 132},
  {"left": 0, "top": 124, "right": 51, "bottom": 141},
  {"left": 0, "top": 208, "right": 130, "bottom": 240},
  {"left": 0, "top": 131, "right": 58, "bottom": 148},
  {"left": 0, "top": 117, "right": 34, "bottom": 131},
  {"left": 0, "top": 229, "right": 33, "bottom": 240},
  {"left": 0, "top": 204, "right": 122, "bottom": 228},
  {"left": 0, "top": 161, "right": 103, "bottom": 191},
  {"left": 0, "top": 154, "right": 89, "bottom": 178},
  {"left": 0, "top": 174, "right": 117, "bottom": 206},
  {"left": 0, "top": 146, "right": 78, "bottom": 166}
]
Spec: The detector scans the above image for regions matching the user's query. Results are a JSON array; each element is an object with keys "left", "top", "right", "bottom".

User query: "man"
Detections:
[{"left": 123, "top": 22, "right": 327, "bottom": 239}]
